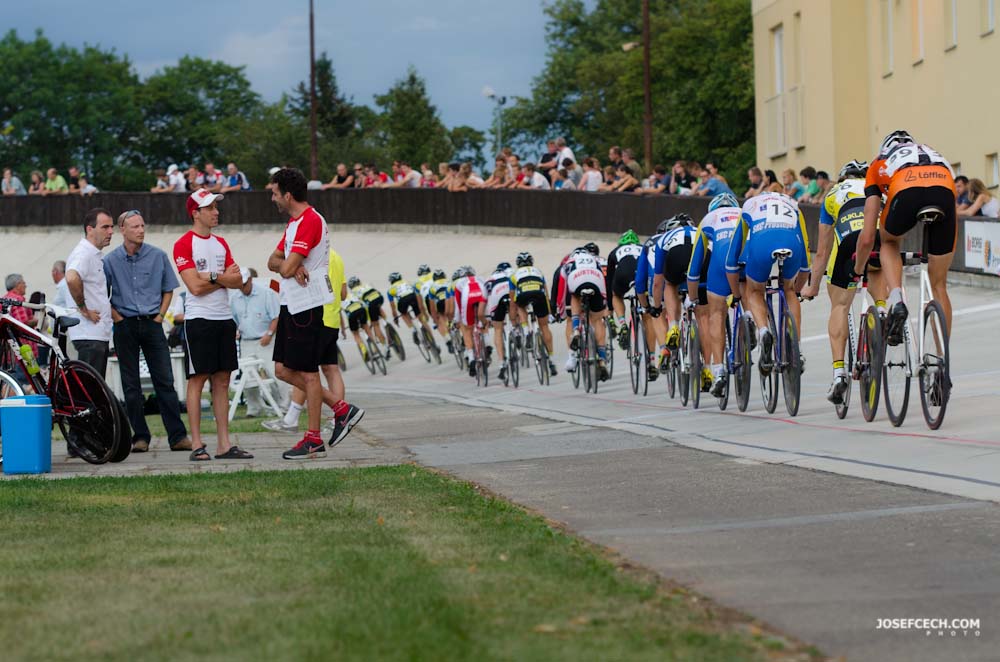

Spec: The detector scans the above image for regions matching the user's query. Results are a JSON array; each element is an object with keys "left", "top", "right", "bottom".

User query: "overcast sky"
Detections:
[{"left": 6, "top": 0, "right": 558, "bottom": 131}]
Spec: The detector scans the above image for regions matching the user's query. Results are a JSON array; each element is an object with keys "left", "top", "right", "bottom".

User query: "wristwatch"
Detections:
[
  {"left": 209, "top": 272, "right": 218, "bottom": 284},
  {"left": 264, "top": 330, "right": 274, "bottom": 337}
]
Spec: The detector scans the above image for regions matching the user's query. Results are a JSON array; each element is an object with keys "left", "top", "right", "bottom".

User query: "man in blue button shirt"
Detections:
[
  {"left": 694, "top": 165, "right": 736, "bottom": 198},
  {"left": 229, "top": 268, "right": 284, "bottom": 417},
  {"left": 104, "top": 209, "right": 191, "bottom": 453}
]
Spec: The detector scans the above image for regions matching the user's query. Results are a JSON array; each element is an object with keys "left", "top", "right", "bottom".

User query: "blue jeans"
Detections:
[{"left": 113, "top": 318, "right": 187, "bottom": 446}]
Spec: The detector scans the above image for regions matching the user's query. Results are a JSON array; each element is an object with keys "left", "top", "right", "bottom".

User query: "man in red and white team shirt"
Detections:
[
  {"left": 174, "top": 189, "right": 254, "bottom": 461},
  {"left": 267, "top": 168, "right": 364, "bottom": 459}
]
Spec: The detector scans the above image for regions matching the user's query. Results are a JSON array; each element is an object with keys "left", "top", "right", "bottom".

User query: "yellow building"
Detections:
[{"left": 753, "top": 0, "right": 1000, "bottom": 186}]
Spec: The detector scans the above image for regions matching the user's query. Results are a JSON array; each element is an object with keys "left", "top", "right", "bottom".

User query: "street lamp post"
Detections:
[
  {"left": 482, "top": 86, "right": 507, "bottom": 155},
  {"left": 308, "top": 0, "right": 319, "bottom": 181},
  {"left": 642, "top": 0, "right": 653, "bottom": 174}
]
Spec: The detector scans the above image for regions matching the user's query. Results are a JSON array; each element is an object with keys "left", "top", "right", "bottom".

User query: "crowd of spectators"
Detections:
[{"left": 2, "top": 165, "right": 97, "bottom": 197}]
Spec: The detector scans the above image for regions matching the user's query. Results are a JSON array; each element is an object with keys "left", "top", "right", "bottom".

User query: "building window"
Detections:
[
  {"left": 944, "top": 0, "right": 958, "bottom": 49},
  {"left": 881, "top": 0, "right": 895, "bottom": 75},
  {"left": 952, "top": 162, "right": 962, "bottom": 176},
  {"left": 772, "top": 25, "right": 784, "bottom": 94},
  {"left": 988, "top": 154, "right": 1000, "bottom": 188},
  {"left": 912, "top": 0, "right": 925, "bottom": 62},
  {"left": 983, "top": 0, "right": 996, "bottom": 35}
]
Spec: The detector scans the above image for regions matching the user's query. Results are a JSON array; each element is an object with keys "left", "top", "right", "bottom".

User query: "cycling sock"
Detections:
[
  {"left": 332, "top": 400, "right": 349, "bottom": 419},
  {"left": 572, "top": 317, "right": 580, "bottom": 331},
  {"left": 887, "top": 288, "right": 904, "bottom": 307},
  {"left": 757, "top": 326, "right": 769, "bottom": 343},
  {"left": 598, "top": 347, "right": 607, "bottom": 360},
  {"left": 283, "top": 401, "right": 304, "bottom": 426},
  {"left": 465, "top": 349, "right": 474, "bottom": 361},
  {"left": 712, "top": 363, "right": 723, "bottom": 378},
  {"left": 875, "top": 299, "right": 887, "bottom": 311},
  {"left": 832, "top": 360, "right": 846, "bottom": 378}
]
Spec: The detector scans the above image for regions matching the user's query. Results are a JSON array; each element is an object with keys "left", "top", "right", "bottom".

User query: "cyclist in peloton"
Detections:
[
  {"left": 388, "top": 272, "right": 434, "bottom": 349},
  {"left": 725, "top": 191, "right": 811, "bottom": 372},
  {"left": 563, "top": 242, "right": 610, "bottom": 381},
  {"left": 452, "top": 266, "right": 487, "bottom": 377},
  {"left": 416, "top": 264, "right": 434, "bottom": 313},
  {"left": 349, "top": 276, "right": 389, "bottom": 355},
  {"left": 428, "top": 268, "right": 454, "bottom": 352},
  {"left": 636, "top": 221, "right": 671, "bottom": 381},
  {"left": 510, "top": 251, "right": 558, "bottom": 377},
  {"left": 605, "top": 230, "right": 643, "bottom": 350},
  {"left": 687, "top": 193, "right": 743, "bottom": 396},
  {"left": 483, "top": 261, "right": 513, "bottom": 382},
  {"left": 342, "top": 290, "right": 374, "bottom": 360},
  {"left": 801, "top": 160, "right": 887, "bottom": 404},
  {"left": 854, "top": 130, "right": 958, "bottom": 343}
]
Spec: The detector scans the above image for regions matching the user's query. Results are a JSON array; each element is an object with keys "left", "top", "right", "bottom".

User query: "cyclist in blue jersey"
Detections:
[
  {"left": 650, "top": 214, "right": 700, "bottom": 354},
  {"left": 725, "top": 191, "right": 811, "bottom": 370},
  {"left": 687, "top": 192, "right": 743, "bottom": 396},
  {"left": 636, "top": 222, "right": 670, "bottom": 379}
]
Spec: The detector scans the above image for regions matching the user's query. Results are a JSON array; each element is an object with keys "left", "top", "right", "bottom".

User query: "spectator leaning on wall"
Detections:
[
  {"left": 2, "top": 168, "right": 27, "bottom": 196},
  {"left": 221, "top": 162, "right": 251, "bottom": 192}
]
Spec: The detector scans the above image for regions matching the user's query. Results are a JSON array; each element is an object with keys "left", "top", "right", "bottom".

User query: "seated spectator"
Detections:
[
  {"left": 77, "top": 176, "right": 98, "bottom": 196},
  {"left": 598, "top": 165, "right": 618, "bottom": 191},
  {"left": 388, "top": 162, "right": 421, "bottom": 188},
  {"left": 694, "top": 165, "right": 736, "bottom": 197},
  {"left": 221, "top": 162, "right": 251, "bottom": 192},
  {"left": 67, "top": 166, "right": 83, "bottom": 193},
  {"left": 506, "top": 153, "right": 521, "bottom": 175},
  {"left": 538, "top": 140, "right": 560, "bottom": 181},
  {"left": 2, "top": 168, "right": 27, "bottom": 196},
  {"left": 44, "top": 168, "right": 69, "bottom": 195},
  {"left": 481, "top": 163, "right": 505, "bottom": 188},
  {"left": 28, "top": 170, "right": 46, "bottom": 195},
  {"left": 669, "top": 160, "right": 697, "bottom": 194},
  {"left": 745, "top": 166, "right": 765, "bottom": 197},
  {"left": 352, "top": 163, "right": 365, "bottom": 188},
  {"left": 520, "top": 163, "right": 551, "bottom": 190},
  {"left": 186, "top": 165, "right": 203, "bottom": 191},
  {"left": 389, "top": 161, "right": 403, "bottom": 184},
  {"left": 561, "top": 157, "right": 582, "bottom": 188},
  {"left": 638, "top": 165, "right": 670, "bottom": 195},
  {"left": 323, "top": 163, "right": 354, "bottom": 190},
  {"left": 964, "top": 178, "right": 1000, "bottom": 217},
  {"left": 166, "top": 164, "right": 187, "bottom": 192},
  {"left": 419, "top": 163, "right": 436, "bottom": 188},
  {"left": 448, "top": 165, "right": 469, "bottom": 192},
  {"left": 554, "top": 137, "right": 576, "bottom": 170},
  {"left": 460, "top": 162, "right": 483, "bottom": 187},
  {"left": 550, "top": 168, "right": 567, "bottom": 190},
  {"left": 764, "top": 169, "right": 783, "bottom": 193},
  {"left": 580, "top": 158, "right": 603, "bottom": 192},
  {"left": 812, "top": 170, "right": 833, "bottom": 202},
  {"left": 558, "top": 168, "right": 576, "bottom": 190},
  {"left": 622, "top": 148, "right": 643, "bottom": 181},
  {"left": 955, "top": 175, "right": 971, "bottom": 212},
  {"left": 505, "top": 163, "right": 525, "bottom": 188},
  {"left": 797, "top": 166, "right": 820, "bottom": 202},
  {"left": 705, "top": 162, "right": 728, "bottom": 186},
  {"left": 150, "top": 168, "right": 170, "bottom": 193},
  {"left": 611, "top": 163, "right": 640, "bottom": 192},
  {"left": 781, "top": 168, "right": 805, "bottom": 199},
  {"left": 607, "top": 146, "right": 623, "bottom": 170},
  {"left": 202, "top": 162, "right": 225, "bottom": 192}
]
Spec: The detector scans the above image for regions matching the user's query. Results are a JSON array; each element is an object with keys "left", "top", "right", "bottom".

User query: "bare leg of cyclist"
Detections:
[
  {"left": 787, "top": 274, "right": 804, "bottom": 337},
  {"left": 664, "top": 283, "right": 682, "bottom": 349},
  {"left": 706, "top": 293, "right": 728, "bottom": 393},
  {"left": 927, "top": 252, "right": 955, "bottom": 333},
  {"left": 493, "top": 320, "right": 505, "bottom": 363},
  {"left": 538, "top": 317, "right": 554, "bottom": 354},
  {"left": 745, "top": 278, "right": 770, "bottom": 339}
]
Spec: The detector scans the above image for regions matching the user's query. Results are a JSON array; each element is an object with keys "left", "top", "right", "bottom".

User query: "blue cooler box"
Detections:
[{"left": 1, "top": 395, "right": 53, "bottom": 475}]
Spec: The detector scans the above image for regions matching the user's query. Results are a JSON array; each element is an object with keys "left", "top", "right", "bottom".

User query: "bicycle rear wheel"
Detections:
[
  {"left": 53, "top": 360, "right": 121, "bottom": 465},
  {"left": 416, "top": 326, "right": 432, "bottom": 363},
  {"left": 507, "top": 333, "right": 519, "bottom": 388},
  {"left": 678, "top": 333, "right": 690, "bottom": 407},
  {"left": 629, "top": 313, "right": 644, "bottom": 395},
  {"left": 582, "top": 325, "right": 594, "bottom": 393},
  {"left": 451, "top": 327, "right": 464, "bottom": 370},
  {"left": 605, "top": 318, "right": 615, "bottom": 380},
  {"left": 919, "top": 300, "right": 950, "bottom": 429},
  {"left": 718, "top": 321, "right": 731, "bottom": 411},
  {"left": 858, "top": 307, "right": 883, "bottom": 422},
  {"left": 781, "top": 312, "right": 801, "bottom": 417},
  {"left": 688, "top": 320, "right": 701, "bottom": 409},
  {"left": 882, "top": 323, "right": 911, "bottom": 427},
  {"left": 587, "top": 326, "right": 600, "bottom": 394},
  {"left": 374, "top": 340, "right": 388, "bottom": 375},
  {"left": 736, "top": 314, "right": 753, "bottom": 412},
  {"left": 387, "top": 324, "right": 406, "bottom": 361},
  {"left": 424, "top": 327, "right": 442, "bottom": 364},
  {"left": 536, "top": 337, "right": 550, "bottom": 385},
  {"left": 109, "top": 389, "right": 132, "bottom": 463}
]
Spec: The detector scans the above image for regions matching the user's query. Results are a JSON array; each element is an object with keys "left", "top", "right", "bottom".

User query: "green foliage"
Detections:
[
  {"left": 374, "top": 66, "right": 453, "bottom": 167},
  {"left": 449, "top": 125, "right": 488, "bottom": 171},
  {"left": 288, "top": 51, "right": 356, "bottom": 140},
  {"left": 502, "top": 0, "right": 756, "bottom": 181}
]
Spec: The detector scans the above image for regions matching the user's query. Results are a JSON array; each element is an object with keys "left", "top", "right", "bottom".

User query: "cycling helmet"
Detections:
[
  {"left": 462, "top": 265, "right": 476, "bottom": 277},
  {"left": 708, "top": 192, "right": 739, "bottom": 212},
  {"left": 347, "top": 276, "right": 360, "bottom": 289},
  {"left": 878, "top": 130, "right": 914, "bottom": 156},
  {"left": 416, "top": 264, "right": 431, "bottom": 276},
  {"left": 656, "top": 219, "right": 671, "bottom": 234},
  {"left": 432, "top": 268, "right": 446, "bottom": 280},
  {"left": 495, "top": 261, "right": 512, "bottom": 273},
  {"left": 516, "top": 251, "right": 534, "bottom": 267},
  {"left": 839, "top": 159, "right": 869, "bottom": 179},
  {"left": 618, "top": 229, "right": 640, "bottom": 246},
  {"left": 663, "top": 213, "right": 693, "bottom": 232},
  {"left": 388, "top": 271, "right": 402, "bottom": 284},
  {"left": 451, "top": 268, "right": 463, "bottom": 280},
  {"left": 584, "top": 242, "right": 600, "bottom": 256}
]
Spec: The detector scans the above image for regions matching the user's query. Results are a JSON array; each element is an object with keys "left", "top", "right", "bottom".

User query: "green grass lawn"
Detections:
[{"left": 0, "top": 467, "right": 814, "bottom": 661}]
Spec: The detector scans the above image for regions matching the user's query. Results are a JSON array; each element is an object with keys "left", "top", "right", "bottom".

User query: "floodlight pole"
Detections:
[{"left": 309, "top": 0, "right": 319, "bottom": 180}]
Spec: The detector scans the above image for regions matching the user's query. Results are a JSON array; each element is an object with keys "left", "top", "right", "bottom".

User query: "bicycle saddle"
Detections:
[
  {"left": 579, "top": 288, "right": 597, "bottom": 295},
  {"left": 771, "top": 248, "right": 794, "bottom": 261},
  {"left": 916, "top": 206, "right": 945, "bottom": 223},
  {"left": 55, "top": 315, "right": 80, "bottom": 330}
]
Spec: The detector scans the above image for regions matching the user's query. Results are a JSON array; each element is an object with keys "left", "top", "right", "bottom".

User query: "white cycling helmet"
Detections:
[
  {"left": 878, "top": 130, "right": 914, "bottom": 156},
  {"left": 839, "top": 159, "right": 869, "bottom": 179}
]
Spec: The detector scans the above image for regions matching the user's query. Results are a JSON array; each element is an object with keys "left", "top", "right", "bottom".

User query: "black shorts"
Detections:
[
  {"left": 347, "top": 308, "right": 368, "bottom": 332},
  {"left": 272, "top": 306, "right": 339, "bottom": 373},
  {"left": 183, "top": 318, "right": 238, "bottom": 377},
  {"left": 397, "top": 293, "right": 420, "bottom": 318},
  {"left": 366, "top": 296, "right": 384, "bottom": 322},
  {"left": 883, "top": 186, "right": 957, "bottom": 256},
  {"left": 612, "top": 259, "right": 637, "bottom": 298},
  {"left": 435, "top": 299, "right": 446, "bottom": 315},
  {"left": 664, "top": 244, "right": 695, "bottom": 285},
  {"left": 573, "top": 284, "right": 606, "bottom": 313},
  {"left": 515, "top": 290, "right": 550, "bottom": 318},
  {"left": 829, "top": 232, "right": 882, "bottom": 289},
  {"left": 490, "top": 296, "right": 509, "bottom": 323}
]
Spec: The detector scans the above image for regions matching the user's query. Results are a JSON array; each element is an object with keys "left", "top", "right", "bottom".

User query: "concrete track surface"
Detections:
[{"left": 8, "top": 224, "right": 1000, "bottom": 661}]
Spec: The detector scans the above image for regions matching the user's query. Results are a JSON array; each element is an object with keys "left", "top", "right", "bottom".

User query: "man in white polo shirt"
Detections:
[
  {"left": 173, "top": 189, "right": 253, "bottom": 461},
  {"left": 65, "top": 207, "right": 115, "bottom": 377}
]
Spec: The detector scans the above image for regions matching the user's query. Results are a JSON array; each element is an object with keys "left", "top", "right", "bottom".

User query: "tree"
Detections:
[
  {"left": 449, "top": 126, "right": 487, "bottom": 171},
  {"left": 289, "top": 52, "right": 355, "bottom": 139},
  {"left": 215, "top": 98, "right": 309, "bottom": 190},
  {"left": 374, "top": 66, "right": 452, "bottom": 166}
]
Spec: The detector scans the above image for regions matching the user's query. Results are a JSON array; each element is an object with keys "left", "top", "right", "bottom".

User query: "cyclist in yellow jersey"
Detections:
[
  {"left": 427, "top": 269, "right": 454, "bottom": 351},
  {"left": 341, "top": 293, "right": 373, "bottom": 360},
  {"left": 802, "top": 160, "right": 886, "bottom": 404},
  {"left": 509, "top": 251, "right": 558, "bottom": 377},
  {"left": 387, "top": 272, "right": 434, "bottom": 348},
  {"left": 349, "top": 277, "right": 388, "bottom": 350}
]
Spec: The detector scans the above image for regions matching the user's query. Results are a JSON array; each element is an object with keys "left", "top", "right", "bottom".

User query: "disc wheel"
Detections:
[
  {"left": 858, "top": 307, "right": 883, "bottom": 422},
  {"left": 835, "top": 332, "right": 851, "bottom": 419}
]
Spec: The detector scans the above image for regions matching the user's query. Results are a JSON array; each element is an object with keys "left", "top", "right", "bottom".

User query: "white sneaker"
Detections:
[
  {"left": 262, "top": 418, "right": 298, "bottom": 432},
  {"left": 565, "top": 356, "right": 578, "bottom": 372}
]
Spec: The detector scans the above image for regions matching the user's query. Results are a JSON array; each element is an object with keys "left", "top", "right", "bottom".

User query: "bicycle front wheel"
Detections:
[
  {"left": 363, "top": 340, "right": 377, "bottom": 374},
  {"left": 781, "top": 312, "right": 801, "bottom": 417},
  {"left": 416, "top": 327, "right": 432, "bottom": 363},
  {"left": 882, "top": 321, "right": 911, "bottom": 427},
  {"left": 919, "top": 300, "right": 950, "bottom": 429},
  {"left": 387, "top": 324, "right": 406, "bottom": 361},
  {"left": 53, "top": 360, "right": 121, "bottom": 465}
]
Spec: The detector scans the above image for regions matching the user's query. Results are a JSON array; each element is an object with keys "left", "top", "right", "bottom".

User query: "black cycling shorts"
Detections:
[
  {"left": 611, "top": 258, "right": 637, "bottom": 298},
  {"left": 347, "top": 308, "right": 368, "bottom": 332},
  {"left": 882, "top": 186, "right": 957, "bottom": 256},
  {"left": 573, "top": 284, "right": 606, "bottom": 313},
  {"left": 515, "top": 291, "right": 550, "bottom": 318},
  {"left": 828, "top": 232, "right": 882, "bottom": 290},
  {"left": 664, "top": 244, "right": 695, "bottom": 286},
  {"left": 490, "top": 296, "right": 510, "bottom": 323},
  {"left": 397, "top": 293, "right": 420, "bottom": 318},
  {"left": 366, "top": 296, "right": 384, "bottom": 322},
  {"left": 435, "top": 299, "right": 446, "bottom": 315}
]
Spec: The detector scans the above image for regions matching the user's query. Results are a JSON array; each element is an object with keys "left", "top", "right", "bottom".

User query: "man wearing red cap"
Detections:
[{"left": 173, "top": 189, "right": 253, "bottom": 461}]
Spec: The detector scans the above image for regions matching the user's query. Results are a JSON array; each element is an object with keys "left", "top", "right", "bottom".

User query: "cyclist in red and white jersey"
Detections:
[{"left": 452, "top": 266, "right": 487, "bottom": 376}]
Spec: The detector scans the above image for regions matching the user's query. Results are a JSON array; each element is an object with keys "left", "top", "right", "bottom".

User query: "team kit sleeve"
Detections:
[
  {"left": 173, "top": 233, "right": 194, "bottom": 272},
  {"left": 635, "top": 248, "right": 649, "bottom": 294},
  {"left": 864, "top": 160, "right": 887, "bottom": 198},
  {"left": 820, "top": 195, "right": 836, "bottom": 226},
  {"left": 797, "top": 210, "right": 812, "bottom": 270},
  {"left": 725, "top": 216, "right": 749, "bottom": 273},
  {"left": 217, "top": 236, "right": 236, "bottom": 269},
  {"left": 291, "top": 213, "right": 321, "bottom": 257},
  {"left": 687, "top": 227, "right": 709, "bottom": 281}
]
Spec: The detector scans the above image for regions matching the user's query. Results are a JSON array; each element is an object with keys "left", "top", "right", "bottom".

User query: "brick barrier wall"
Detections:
[{"left": 0, "top": 189, "right": 993, "bottom": 274}]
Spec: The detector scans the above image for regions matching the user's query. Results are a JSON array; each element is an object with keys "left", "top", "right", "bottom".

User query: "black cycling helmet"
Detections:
[
  {"left": 347, "top": 276, "right": 360, "bottom": 289},
  {"left": 416, "top": 264, "right": 431, "bottom": 276},
  {"left": 495, "top": 261, "right": 512, "bottom": 273},
  {"left": 584, "top": 241, "right": 600, "bottom": 256},
  {"left": 516, "top": 251, "right": 533, "bottom": 267},
  {"left": 388, "top": 271, "right": 402, "bottom": 284},
  {"left": 432, "top": 268, "right": 446, "bottom": 280}
]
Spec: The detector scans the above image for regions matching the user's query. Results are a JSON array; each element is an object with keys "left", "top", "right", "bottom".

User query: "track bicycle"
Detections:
[
  {"left": 519, "top": 302, "right": 551, "bottom": 386},
  {"left": 472, "top": 321, "right": 489, "bottom": 387},
  {"left": 625, "top": 291, "right": 649, "bottom": 396},
  {"left": 502, "top": 318, "right": 519, "bottom": 388},
  {"left": 570, "top": 288, "right": 602, "bottom": 394},
  {"left": 395, "top": 309, "right": 440, "bottom": 364},
  {"left": 760, "top": 249, "right": 804, "bottom": 416}
]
